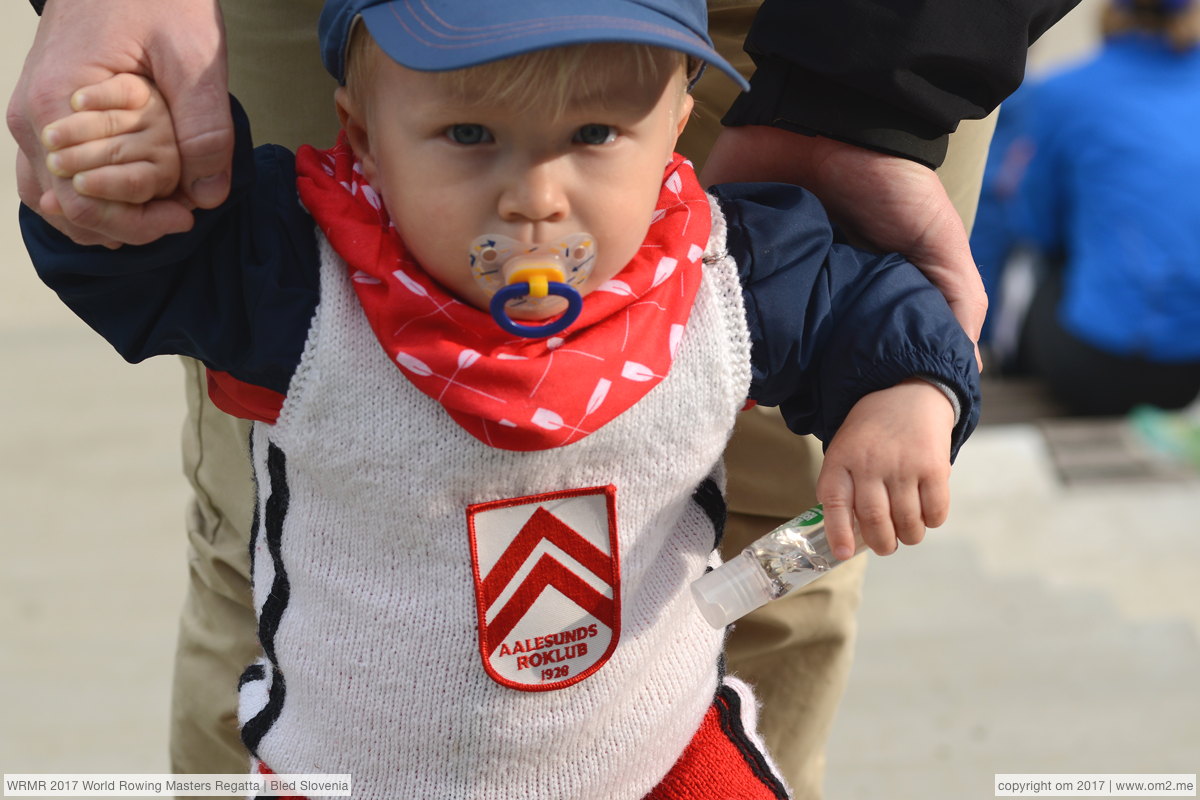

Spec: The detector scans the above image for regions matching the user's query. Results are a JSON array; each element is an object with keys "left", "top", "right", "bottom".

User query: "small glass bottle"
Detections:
[{"left": 691, "top": 504, "right": 867, "bottom": 628}]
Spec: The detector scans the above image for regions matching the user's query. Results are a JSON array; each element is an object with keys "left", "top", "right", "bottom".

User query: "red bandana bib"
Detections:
[{"left": 295, "top": 137, "right": 712, "bottom": 451}]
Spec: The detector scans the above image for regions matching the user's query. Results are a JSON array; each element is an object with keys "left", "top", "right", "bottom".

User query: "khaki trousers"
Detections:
[{"left": 171, "top": 2, "right": 995, "bottom": 796}]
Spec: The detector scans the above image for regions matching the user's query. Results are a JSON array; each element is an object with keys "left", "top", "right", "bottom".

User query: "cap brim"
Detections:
[{"left": 359, "top": 0, "right": 749, "bottom": 90}]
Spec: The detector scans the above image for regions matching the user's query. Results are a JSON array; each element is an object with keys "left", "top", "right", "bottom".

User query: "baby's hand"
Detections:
[
  {"left": 817, "top": 379, "right": 956, "bottom": 560},
  {"left": 41, "top": 74, "right": 181, "bottom": 207}
]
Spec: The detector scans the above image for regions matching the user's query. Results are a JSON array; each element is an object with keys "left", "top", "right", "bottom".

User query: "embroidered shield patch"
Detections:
[{"left": 467, "top": 486, "right": 620, "bottom": 691}]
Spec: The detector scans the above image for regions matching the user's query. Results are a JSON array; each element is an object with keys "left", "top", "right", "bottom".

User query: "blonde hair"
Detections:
[
  {"left": 345, "top": 25, "right": 694, "bottom": 118},
  {"left": 1102, "top": 0, "right": 1200, "bottom": 51}
]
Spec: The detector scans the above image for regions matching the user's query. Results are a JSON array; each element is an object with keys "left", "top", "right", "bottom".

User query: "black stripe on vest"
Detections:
[
  {"left": 691, "top": 475, "right": 727, "bottom": 549},
  {"left": 715, "top": 683, "right": 790, "bottom": 799},
  {"left": 241, "top": 441, "right": 291, "bottom": 756},
  {"left": 247, "top": 433, "right": 261, "bottom": 584},
  {"left": 258, "top": 442, "right": 291, "bottom": 663},
  {"left": 238, "top": 663, "right": 266, "bottom": 689}
]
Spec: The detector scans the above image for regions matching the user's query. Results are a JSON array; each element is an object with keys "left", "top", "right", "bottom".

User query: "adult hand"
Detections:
[
  {"left": 701, "top": 125, "right": 987, "bottom": 369},
  {"left": 6, "top": 0, "right": 231, "bottom": 246}
]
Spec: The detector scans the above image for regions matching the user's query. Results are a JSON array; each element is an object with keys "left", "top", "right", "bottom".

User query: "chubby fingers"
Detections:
[
  {"left": 846, "top": 479, "right": 902, "bottom": 556},
  {"left": 818, "top": 469, "right": 942, "bottom": 559},
  {"left": 33, "top": 156, "right": 194, "bottom": 245},
  {"left": 45, "top": 139, "right": 178, "bottom": 205},
  {"left": 73, "top": 73, "right": 154, "bottom": 112},
  {"left": 919, "top": 474, "right": 951, "bottom": 530},
  {"left": 41, "top": 73, "right": 154, "bottom": 153},
  {"left": 814, "top": 468, "right": 860, "bottom": 561},
  {"left": 43, "top": 107, "right": 151, "bottom": 158},
  {"left": 73, "top": 162, "right": 180, "bottom": 205},
  {"left": 41, "top": 76, "right": 179, "bottom": 204},
  {"left": 44, "top": 128, "right": 178, "bottom": 203}
]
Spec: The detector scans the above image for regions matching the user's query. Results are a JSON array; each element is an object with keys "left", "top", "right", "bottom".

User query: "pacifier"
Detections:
[{"left": 469, "top": 233, "right": 596, "bottom": 338}]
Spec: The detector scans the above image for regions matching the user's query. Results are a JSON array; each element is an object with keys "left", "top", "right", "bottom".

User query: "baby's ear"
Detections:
[
  {"left": 334, "top": 86, "right": 378, "bottom": 182},
  {"left": 673, "top": 92, "right": 695, "bottom": 146}
]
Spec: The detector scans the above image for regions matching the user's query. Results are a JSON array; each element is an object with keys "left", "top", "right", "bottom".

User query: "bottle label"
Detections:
[{"left": 795, "top": 504, "right": 824, "bottom": 527}]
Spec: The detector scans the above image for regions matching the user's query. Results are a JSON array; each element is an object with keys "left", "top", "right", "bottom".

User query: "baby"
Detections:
[{"left": 23, "top": 0, "right": 979, "bottom": 797}]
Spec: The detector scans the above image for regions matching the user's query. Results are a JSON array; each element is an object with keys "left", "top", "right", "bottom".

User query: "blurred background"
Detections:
[{"left": 1, "top": 0, "right": 1196, "bottom": 796}]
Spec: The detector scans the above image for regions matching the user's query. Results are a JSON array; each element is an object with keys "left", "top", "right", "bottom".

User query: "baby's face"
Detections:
[{"left": 343, "top": 52, "right": 692, "bottom": 319}]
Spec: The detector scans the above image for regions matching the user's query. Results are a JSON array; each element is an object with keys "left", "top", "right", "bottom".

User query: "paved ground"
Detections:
[
  {"left": 2, "top": 2, "right": 1197, "bottom": 797},
  {"left": 824, "top": 424, "right": 1200, "bottom": 798}
]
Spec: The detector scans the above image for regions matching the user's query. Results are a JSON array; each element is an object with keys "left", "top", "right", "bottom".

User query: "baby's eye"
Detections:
[
  {"left": 573, "top": 124, "right": 617, "bottom": 146},
  {"left": 446, "top": 124, "right": 493, "bottom": 145}
]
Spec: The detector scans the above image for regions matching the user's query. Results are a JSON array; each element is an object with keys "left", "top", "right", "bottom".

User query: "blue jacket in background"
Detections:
[{"left": 1013, "top": 34, "right": 1200, "bottom": 362}]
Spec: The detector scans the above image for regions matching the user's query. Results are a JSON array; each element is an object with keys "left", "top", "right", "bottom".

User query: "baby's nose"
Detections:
[{"left": 498, "top": 161, "right": 568, "bottom": 223}]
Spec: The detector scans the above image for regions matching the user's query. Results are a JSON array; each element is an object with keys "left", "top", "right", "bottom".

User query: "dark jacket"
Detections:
[{"left": 725, "top": 0, "right": 1083, "bottom": 167}]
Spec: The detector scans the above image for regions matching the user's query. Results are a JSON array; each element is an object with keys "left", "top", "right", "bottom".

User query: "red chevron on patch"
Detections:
[{"left": 467, "top": 486, "right": 620, "bottom": 691}]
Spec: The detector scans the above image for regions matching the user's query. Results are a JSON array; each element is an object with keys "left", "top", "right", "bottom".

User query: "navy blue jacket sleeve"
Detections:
[
  {"left": 20, "top": 99, "right": 318, "bottom": 396},
  {"left": 711, "top": 182, "right": 981, "bottom": 460},
  {"left": 722, "top": 0, "right": 1081, "bottom": 168}
]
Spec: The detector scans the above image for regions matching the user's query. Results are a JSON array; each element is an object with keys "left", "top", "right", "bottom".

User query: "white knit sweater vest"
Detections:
[{"left": 239, "top": 198, "right": 752, "bottom": 799}]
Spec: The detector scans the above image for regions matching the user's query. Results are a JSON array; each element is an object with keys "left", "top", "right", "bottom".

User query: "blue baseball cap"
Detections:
[{"left": 319, "top": 0, "right": 749, "bottom": 90}]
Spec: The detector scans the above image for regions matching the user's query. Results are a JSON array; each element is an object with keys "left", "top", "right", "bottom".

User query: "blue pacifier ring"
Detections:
[{"left": 490, "top": 282, "right": 583, "bottom": 338}]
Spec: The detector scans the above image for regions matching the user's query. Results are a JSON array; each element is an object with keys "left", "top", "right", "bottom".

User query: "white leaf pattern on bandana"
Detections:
[
  {"left": 585, "top": 379, "right": 612, "bottom": 416},
  {"left": 597, "top": 280, "right": 635, "bottom": 297},
  {"left": 393, "top": 270, "right": 430, "bottom": 298},
  {"left": 666, "top": 172, "right": 683, "bottom": 194},
  {"left": 458, "top": 349, "right": 482, "bottom": 370},
  {"left": 352, "top": 270, "right": 382, "bottom": 285},
  {"left": 360, "top": 183, "right": 382, "bottom": 211},
  {"left": 688, "top": 243, "right": 704, "bottom": 263},
  {"left": 669, "top": 324, "right": 685, "bottom": 358},
  {"left": 531, "top": 408, "right": 565, "bottom": 431},
  {"left": 396, "top": 352, "right": 433, "bottom": 377},
  {"left": 651, "top": 257, "right": 678, "bottom": 288},
  {"left": 621, "top": 362, "right": 657, "bottom": 382}
]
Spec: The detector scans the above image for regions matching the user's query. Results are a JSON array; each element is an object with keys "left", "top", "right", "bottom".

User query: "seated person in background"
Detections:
[
  {"left": 22, "top": 0, "right": 979, "bottom": 796},
  {"left": 1007, "top": 0, "right": 1200, "bottom": 414}
]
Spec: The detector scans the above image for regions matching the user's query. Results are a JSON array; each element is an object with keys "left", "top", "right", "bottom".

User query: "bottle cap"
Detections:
[{"left": 690, "top": 552, "right": 775, "bottom": 628}]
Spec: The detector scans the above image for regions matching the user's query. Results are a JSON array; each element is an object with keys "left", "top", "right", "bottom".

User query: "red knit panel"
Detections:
[
  {"left": 646, "top": 702, "right": 786, "bottom": 799},
  {"left": 206, "top": 369, "right": 285, "bottom": 423},
  {"left": 256, "top": 763, "right": 308, "bottom": 800}
]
